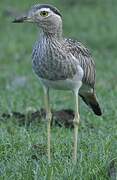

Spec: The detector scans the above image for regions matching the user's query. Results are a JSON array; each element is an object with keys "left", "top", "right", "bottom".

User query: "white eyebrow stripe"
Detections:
[{"left": 38, "top": 8, "right": 51, "bottom": 12}]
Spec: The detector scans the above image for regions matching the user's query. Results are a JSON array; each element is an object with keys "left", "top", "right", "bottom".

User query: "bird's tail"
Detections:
[{"left": 80, "top": 93, "right": 102, "bottom": 116}]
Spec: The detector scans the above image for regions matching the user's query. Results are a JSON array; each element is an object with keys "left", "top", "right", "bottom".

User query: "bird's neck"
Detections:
[{"left": 42, "top": 23, "right": 63, "bottom": 41}]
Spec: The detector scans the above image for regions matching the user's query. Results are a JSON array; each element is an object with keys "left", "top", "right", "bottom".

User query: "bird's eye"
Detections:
[{"left": 40, "top": 11, "right": 49, "bottom": 17}]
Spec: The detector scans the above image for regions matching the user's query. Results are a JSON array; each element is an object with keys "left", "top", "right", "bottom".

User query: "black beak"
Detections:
[{"left": 12, "top": 15, "right": 28, "bottom": 23}]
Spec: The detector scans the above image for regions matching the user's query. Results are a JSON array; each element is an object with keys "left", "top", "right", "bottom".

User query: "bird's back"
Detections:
[
  {"left": 64, "top": 38, "right": 95, "bottom": 89},
  {"left": 63, "top": 38, "right": 102, "bottom": 116}
]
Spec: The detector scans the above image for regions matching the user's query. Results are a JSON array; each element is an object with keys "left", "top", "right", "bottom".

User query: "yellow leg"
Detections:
[
  {"left": 73, "top": 90, "right": 80, "bottom": 164},
  {"left": 43, "top": 87, "right": 52, "bottom": 163}
]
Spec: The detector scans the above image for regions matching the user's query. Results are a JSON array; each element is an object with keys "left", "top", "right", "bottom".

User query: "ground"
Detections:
[{"left": 0, "top": 0, "right": 117, "bottom": 179}]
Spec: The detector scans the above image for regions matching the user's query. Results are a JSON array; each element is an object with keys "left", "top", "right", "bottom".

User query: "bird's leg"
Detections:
[
  {"left": 43, "top": 87, "right": 52, "bottom": 163},
  {"left": 73, "top": 89, "right": 80, "bottom": 164}
]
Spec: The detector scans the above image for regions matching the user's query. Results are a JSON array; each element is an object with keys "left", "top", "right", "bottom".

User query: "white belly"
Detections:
[
  {"left": 39, "top": 77, "right": 82, "bottom": 91},
  {"left": 38, "top": 64, "right": 85, "bottom": 91}
]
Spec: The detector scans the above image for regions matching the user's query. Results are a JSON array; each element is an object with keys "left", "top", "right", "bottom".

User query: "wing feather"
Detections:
[{"left": 64, "top": 39, "right": 95, "bottom": 88}]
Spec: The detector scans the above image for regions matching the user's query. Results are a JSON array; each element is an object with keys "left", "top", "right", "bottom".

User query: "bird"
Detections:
[{"left": 13, "top": 4, "right": 102, "bottom": 164}]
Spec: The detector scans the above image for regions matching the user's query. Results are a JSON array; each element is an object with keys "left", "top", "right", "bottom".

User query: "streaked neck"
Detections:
[{"left": 42, "top": 23, "right": 63, "bottom": 41}]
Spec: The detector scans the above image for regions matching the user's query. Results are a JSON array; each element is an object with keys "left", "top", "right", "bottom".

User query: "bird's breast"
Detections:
[{"left": 32, "top": 39, "right": 82, "bottom": 82}]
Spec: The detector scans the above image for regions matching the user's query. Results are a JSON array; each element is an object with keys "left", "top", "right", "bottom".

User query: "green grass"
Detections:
[{"left": 0, "top": 0, "right": 117, "bottom": 179}]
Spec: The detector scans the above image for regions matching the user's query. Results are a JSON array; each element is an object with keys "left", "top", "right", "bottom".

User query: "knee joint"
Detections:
[
  {"left": 46, "top": 112, "right": 52, "bottom": 122},
  {"left": 73, "top": 114, "right": 80, "bottom": 126}
]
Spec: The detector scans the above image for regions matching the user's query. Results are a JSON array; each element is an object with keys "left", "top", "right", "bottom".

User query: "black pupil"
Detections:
[{"left": 42, "top": 11, "right": 47, "bottom": 16}]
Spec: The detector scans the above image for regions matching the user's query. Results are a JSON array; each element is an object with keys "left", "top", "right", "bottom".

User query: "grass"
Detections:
[{"left": 0, "top": 0, "right": 117, "bottom": 179}]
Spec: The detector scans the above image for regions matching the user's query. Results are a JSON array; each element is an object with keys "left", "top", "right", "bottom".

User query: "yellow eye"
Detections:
[{"left": 40, "top": 11, "right": 49, "bottom": 17}]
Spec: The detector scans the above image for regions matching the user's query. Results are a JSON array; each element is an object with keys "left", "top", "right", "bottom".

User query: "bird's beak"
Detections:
[{"left": 12, "top": 14, "right": 32, "bottom": 23}]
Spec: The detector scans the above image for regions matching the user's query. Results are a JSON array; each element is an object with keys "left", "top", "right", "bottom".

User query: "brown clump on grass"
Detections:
[{"left": 1, "top": 109, "right": 74, "bottom": 128}]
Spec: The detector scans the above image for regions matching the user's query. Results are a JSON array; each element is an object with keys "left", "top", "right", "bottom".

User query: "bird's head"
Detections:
[{"left": 13, "top": 4, "right": 62, "bottom": 35}]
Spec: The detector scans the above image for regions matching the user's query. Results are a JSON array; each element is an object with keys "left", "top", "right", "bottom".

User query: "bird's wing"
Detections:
[{"left": 64, "top": 38, "right": 95, "bottom": 88}]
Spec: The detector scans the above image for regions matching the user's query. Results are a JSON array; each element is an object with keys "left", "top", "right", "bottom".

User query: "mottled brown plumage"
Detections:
[
  {"left": 63, "top": 39, "right": 101, "bottom": 115},
  {"left": 64, "top": 39, "right": 95, "bottom": 87},
  {"left": 13, "top": 4, "right": 102, "bottom": 164}
]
